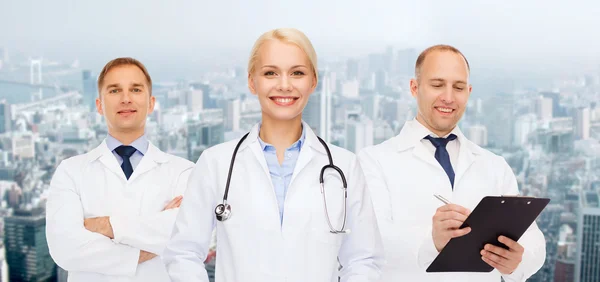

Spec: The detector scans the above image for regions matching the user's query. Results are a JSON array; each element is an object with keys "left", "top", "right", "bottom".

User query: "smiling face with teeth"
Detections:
[
  {"left": 248, "top": 39, "right": 317, "bottom": 125},
  {"left": 96, "top": 64, "right": 155, "bottom": 142},
  {"left": 410, "top": 49, "right": 472, "bottom": 137}
]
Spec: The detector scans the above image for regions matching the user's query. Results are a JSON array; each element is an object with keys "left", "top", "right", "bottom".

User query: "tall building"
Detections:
[
  {"left": 222, "top": 98, "right": 241, "bottom": 132},
  {"left": 0, "top": 242, "right": 6, "bottom": 282},
  {"left": 304, "top": 73, "right": 324, "bottom": 135},
  {"left": 541, "top": 91, "right": 565, "bottom": 117},
  {"left": 556, "top": 258, "right": 576, "bottom": 282},
  {"left": 319, "top": 74, "right": 333, "bottom": 142},
  {"left": 0, "top": 101, "right": 11, "bottom": 134},
  {"left": 374, "top": 69, "right": 388, "bottom": 92},
  {"left": 4, "top": 209, "right": 56, "bottom": 282},
  {"left": 345, "top": 115, "right": 373, "bottom": 153},
  {"left": 186, "top": 109, "right": 224, "bottom": 161},
  {"left": 363, "top": 94, "right": 382, "bottom": 122},
  {"left": 536, "top": 95, "right": 554, "bottom": 121},
  {"left": 575, "top": 191, "right": 600, "bottom": 282},
  {"left": 56, "top": 266, "right": 68, "bottom": 282},
  {"left": 346, "top": 59, "right": 359, "bottom": 80},
  {"left": 536, "top": 117, "right": 574, "bottom": 153},
  {"left": 466, "top": 125, "right": 488, "bottom": 147},
  {"left": 186, "top": 88, "right": 204, "bottom": 114},
  {"left": 190, "top": 83, "right": 215, "bottom": 109},
  {"left": 82, "top": 70, "right": 97, "bottom": 112},
  {"left": 11, "top": 132, "right": 36, "bottom": 160},
  {"left": 573, "top": 107, "right": 591, "bottom": 140},
  {"left": 514, "top": 114, "right": 538, "bottom": 147},
  {"left": 554, "top": 224, "right": 577, "bottom": 282}
]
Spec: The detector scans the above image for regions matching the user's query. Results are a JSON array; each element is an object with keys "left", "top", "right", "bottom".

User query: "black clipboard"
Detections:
[{"left": 426, "top": 196, "right": 550, "bottom": 272}]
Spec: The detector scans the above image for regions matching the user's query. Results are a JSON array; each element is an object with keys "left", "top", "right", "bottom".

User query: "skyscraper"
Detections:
[
  {"left": 82, "top": 70, "right": 97, "bottom": 112},
  {"left": 573, "top": 107, "right": 591, "bottom": 140},
  {"left": 56, "top": 267, "right": 68, "bottom": 282},
  {"left": 536, "top": 95, "right": 554, "bottom": 121},
  {"left": 4, "top": 208, "right": 56, "bottom": 282},
  {"left": 222, "top": 98, "right": 241, "bottom": 132},
  {"left": 346, "top": 59, "right": 359, "bottom": 80},
  {"left": 305, "top": 72, "right": 326, "bottom": 139},
  {"left": 363, "top": 94, "right": 381, "bottom": 121},
  {"left": 575, "top": 191, "right": 600, "bottom": 282},
  {"left": 319, "top": 74, "right": 333, "bottom": 142},
  {"left": 190, "top": 83, "right": 215, "bottom": 109},
  {"left": 186, "top": 88, "right": 204, "bottom": 114},
  {"left": 514, "top": 114, "right": 538, "bottom": 147},
  {"left": 466, "top": 125, "right": 488, "bottom": 147},
  {"left": 541, "top": 91, "right": 565, "bottom": 117},
  {"left": 0, "top": 100, "right": 11, "bottom": 134},
  {"left": 186, "top": 109, "right": 224, "bottom": 161},
  {"left": 345, "top": 115, "right": 373, "bottom": 153}
]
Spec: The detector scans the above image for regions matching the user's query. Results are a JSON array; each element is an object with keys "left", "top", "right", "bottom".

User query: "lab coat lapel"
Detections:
[{"left": 96, "top": 140, "right": 128, "bottom": 181}]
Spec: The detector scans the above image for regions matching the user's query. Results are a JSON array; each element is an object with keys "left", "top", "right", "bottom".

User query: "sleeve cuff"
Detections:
[
  {"left": 109, "top": 215, "right": 131, "bottom": 244},
  {"left": 501, "top": 249, "right": 534, "bottom": 282},
  {"left": 503, "top": 270, "right": 526, "bottom": 282},
  {"left": 122, "top": 247, "right": 141, "bottom": 277}
]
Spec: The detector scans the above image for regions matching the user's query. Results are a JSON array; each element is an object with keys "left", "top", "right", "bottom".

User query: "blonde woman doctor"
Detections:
[{"left": 163, "top": 28, "right": 384, "bottom": 282}]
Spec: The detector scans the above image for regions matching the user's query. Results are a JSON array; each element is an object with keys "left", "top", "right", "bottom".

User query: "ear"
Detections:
[
  {"left": 248, "top": 73, "right": 258, "bottom": 96},
  {"left": 95, "top": 96, "right": 104, "bottom": 115},
  {"left": 310, "top": 74, "right": 317, "bottom": 93},
  {"left": 410, "top": 78, "right": 419, "bottom": 98},
  {"left": 148, "top": 95, "right": 156, "bottom": 114}
]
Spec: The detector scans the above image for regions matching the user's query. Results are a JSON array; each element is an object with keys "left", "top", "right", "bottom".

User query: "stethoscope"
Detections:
[{"left": 214, "top": 132, "right": 350, "bottom": 234}]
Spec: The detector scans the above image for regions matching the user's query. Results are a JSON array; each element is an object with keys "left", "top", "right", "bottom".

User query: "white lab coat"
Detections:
[
  {"left": 358, "top": 120, "right": 546, "bottom": 282},
  {"left": 164, "top": 122, "right": 385, "bottom": 282},
  {"left": 46, "top": 140, "right": 194, "bottom": 282}
]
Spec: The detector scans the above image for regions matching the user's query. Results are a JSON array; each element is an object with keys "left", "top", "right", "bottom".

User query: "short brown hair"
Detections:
[
  {"left": 97, "top": 57, "right": 152, "bottom": 96},
  {"left": 415, "top": 45, "right": 470, "bottom": 80}
]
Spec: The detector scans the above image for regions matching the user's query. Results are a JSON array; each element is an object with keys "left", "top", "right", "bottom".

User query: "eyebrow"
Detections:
[
  {"left": 131, "top": 83, "right": 145, "bottom": 88},
  {"left": 261, "top": 65, "right": 308, "bottom": 69},
  {"left": 428, "top": 78, "right": 445, "bottom": 83},
  {"left": 105, "top": 83, "right": 120, "bottom": 89},
  {"left": 428, "top": 78, "right": 467, "bottom": 84}
]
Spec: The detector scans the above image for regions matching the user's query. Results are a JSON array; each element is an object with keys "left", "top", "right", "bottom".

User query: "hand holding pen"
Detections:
[{"left": 431, "top": 194, "right": 472, "bottom": 252}]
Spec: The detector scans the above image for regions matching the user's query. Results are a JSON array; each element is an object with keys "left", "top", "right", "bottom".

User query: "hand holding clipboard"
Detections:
[{"left": 427, "top": 195, "right": 550, "bottom": 273}]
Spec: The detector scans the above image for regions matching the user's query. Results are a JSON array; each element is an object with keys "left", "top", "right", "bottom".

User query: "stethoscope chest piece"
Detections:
[{"left": 215, "top": 203, "right": 232, "bottom": 221}]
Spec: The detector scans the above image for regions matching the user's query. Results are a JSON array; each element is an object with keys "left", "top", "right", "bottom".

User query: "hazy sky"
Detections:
[{"left": 1, "top": 0, "right": 599, "bottom": 76}]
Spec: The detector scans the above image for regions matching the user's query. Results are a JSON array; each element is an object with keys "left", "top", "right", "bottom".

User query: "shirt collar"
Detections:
[
  {"left": 257, "top": 123, "right": 306, "bottom": 152},
  {"left": 106, "top": 134, "right": 149, "bottom": 155},
  {"left": 412, "top": 118, "right": 462, "bottom": 139}
]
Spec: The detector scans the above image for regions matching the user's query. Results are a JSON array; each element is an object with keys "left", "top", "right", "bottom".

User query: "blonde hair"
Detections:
[{"left": 247, "top": 28, "right": 318, "bottom": 84}]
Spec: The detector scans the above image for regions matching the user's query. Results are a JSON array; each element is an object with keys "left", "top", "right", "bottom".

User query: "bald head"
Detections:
[{"left": 415, "top": 45, "right": 470, "bottom": 81}]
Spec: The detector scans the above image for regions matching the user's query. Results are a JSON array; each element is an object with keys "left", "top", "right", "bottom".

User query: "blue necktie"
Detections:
[
  {"left": 114, "top": 145, "right": 137, "bottom": 179},
  {"left": 424, "top": 134, "right": 457, "bottom": 188}
]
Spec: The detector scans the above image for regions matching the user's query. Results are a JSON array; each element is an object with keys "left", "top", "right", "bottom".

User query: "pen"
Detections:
[{"left": 434, "top": 194, "right": 451, "bottom": 205}]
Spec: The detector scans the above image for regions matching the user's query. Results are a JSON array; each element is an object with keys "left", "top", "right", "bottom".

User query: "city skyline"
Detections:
[
  {"left": 2, "top": 0, "right": 600, "bottom": 79},
  {"left": 1, "top": 2, "right": 599, "bottom": 281}
]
